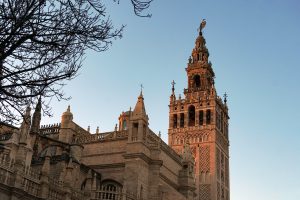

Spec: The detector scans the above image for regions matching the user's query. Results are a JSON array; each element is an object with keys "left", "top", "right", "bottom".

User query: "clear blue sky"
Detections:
[{"left": 42, "top": 1, "right": 300, "bottom": 200}]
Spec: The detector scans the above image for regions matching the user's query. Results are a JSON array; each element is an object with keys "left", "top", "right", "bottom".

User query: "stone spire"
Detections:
[
  {"left": 133, "top": 91, "right": 147, "bottom": 117},
  {"left": 19, "top": 106, "right": 31, "bottom": 144},
  {"left": 31, "top": 97, "right": 42, "bottom": 134}
]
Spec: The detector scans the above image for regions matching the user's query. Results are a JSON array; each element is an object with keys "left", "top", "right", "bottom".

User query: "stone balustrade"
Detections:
[
  {"left": 76, "top": 130, "right": 128, "bottom": 144},
  {"left": 48, "top": 186, "right": 64, "bottom": 200},
  {"left": 40, "top": 123, "right": 61, "bottom": 135},
  {"left": 21, "top": 177, "right": 41, "bottom": 197},
  {"left": 91, "top": 187, "right": 138, "bottom": 200},
  {"left": 147, "top": 129, "right": 182, "bottom": 163},
  {"left": 0, "top": 153, "right": 91, "bottom": 200}
]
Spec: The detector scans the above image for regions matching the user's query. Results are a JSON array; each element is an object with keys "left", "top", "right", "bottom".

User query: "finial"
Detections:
[
  {"left": 224, "top": 92, "right": 228, "bottom": 104},
  {"left": 96, "top": 126, "right": 99, "bottom": 134},
  {"left": 115, "top": 124, "right": 118, "bottom": 132},
  {"left": 67, "top": 105, "right": 71, "bottom": 112},
  {"left": 158, "top": 131, "right": 161, "bottom": 138},
  {"left": 87, "top": 126, "right": 90, "bottom": 132},
  {"left": 171, "top": 80, "right": 176, "bottom": 94},
  {"left": 129, "top": 106, "right": 132, "bottom": 112},
  {"left": 140, "top": 84, "right": 144, "bottom": 96},
  {"left": 198, "top": 19, "right": 206, "bottom": 35}
]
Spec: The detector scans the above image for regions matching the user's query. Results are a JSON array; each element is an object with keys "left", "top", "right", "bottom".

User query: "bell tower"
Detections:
[{"left": 168, "top": 20, "right": 230, "bottom": 200}]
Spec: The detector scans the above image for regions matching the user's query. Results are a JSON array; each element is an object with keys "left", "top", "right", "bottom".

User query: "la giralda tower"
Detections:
[{"left": 168, "top": 21, "right": 230, "bottom": 200}]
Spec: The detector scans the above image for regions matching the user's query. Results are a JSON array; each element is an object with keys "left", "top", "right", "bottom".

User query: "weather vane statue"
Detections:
[{"left": 198, "top": 19, "right": 206, "bottom": 35}]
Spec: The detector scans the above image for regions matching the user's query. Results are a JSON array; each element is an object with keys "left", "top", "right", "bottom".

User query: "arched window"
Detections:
[
  {"left": 206, "top": 109, "right": 211, "bottom": 124},
  {"left": 193, "top": 75, "right": 201, "bottom": 88},
  {"left": 180, "top": 113, "right": 184, "bottom": 128},
  {"left": 122, "top": 120, "right": 127, "bottom": 130},
  {"left": 199, "top": 110, "right": 204, "bottom": 125},
  {"left": 101, "top": 180, "right": 122, "bottom": 200},
  {"left": 173, "top": 114, "right": 177, "bottom": 128},
  {"left": 188, "top": 105, "right": 195, "bottom": 126}
]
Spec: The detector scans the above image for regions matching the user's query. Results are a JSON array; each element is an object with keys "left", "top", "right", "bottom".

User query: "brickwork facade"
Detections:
[{"left": 168, "top": 28, "right": 230, "bottom": 200}]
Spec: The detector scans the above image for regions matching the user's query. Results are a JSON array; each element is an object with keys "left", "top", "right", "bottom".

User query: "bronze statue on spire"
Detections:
[{"left": 198, "top": 19, "right": 206, "bottom": 34}]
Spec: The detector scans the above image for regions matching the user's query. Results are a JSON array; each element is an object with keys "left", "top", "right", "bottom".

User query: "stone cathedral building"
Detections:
[{"left": 0, "top": 25, "right": 230, "bottom": 200}]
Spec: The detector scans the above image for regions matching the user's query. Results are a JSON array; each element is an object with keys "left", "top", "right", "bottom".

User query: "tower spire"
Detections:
[
  {"left": 19, "top": 106, "right": 31, "bottom": 144},
  {"left": 133, "top": 91, "right": 147, "bottom": 117},
  {"left": 140, "top": 84, "right": 144, "bottom": 96},
  {"left": 31, "top": 97, "right": 42, "bottom": 134}
]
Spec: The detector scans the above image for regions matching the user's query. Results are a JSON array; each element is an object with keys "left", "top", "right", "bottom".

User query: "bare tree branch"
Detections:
[{"left": 0, "top": 0, "right": 153, "bottom": 124}]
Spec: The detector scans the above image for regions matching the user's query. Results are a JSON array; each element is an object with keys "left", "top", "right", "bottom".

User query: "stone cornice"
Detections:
[
  {"left": 123, "top": 152, "right": 163, "bottom": 166},
  {"left": 89, "top": 163, "right": 125, "bottom": 169}
]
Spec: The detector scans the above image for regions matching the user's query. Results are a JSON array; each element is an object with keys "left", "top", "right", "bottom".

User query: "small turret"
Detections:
[
  {"left": 61, "top": 105, "right": 73, "bottom": 128},
  {"left": 118, "top": 111, "right": 131, "bottom": 131},
  {"left": 128, "top": 91, "right": 149, "bottom": 142},
  {"left": 59, "top": 105, "right": 75, "bottom": 143}
]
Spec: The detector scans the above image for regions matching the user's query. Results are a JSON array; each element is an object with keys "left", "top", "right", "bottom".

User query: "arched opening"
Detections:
[
  {"left": 103, "top": 184, "right": 117, "bottom": 199},
  {"left": 188, "top": 105, "right": 195, "bottom": 126},
  {"left": 180, "top": 113, "right": 184, "bottom": 128},
  {"left": 199, "top": 110, "right": 204, "bottom": 125},
  {"left": 193, "top": 75, "right": 201, "bottom": 88},
  {"left": 206, "top": 109, "right": 211, "bottom": 124},
  {"left": 101, "top": 180, "right": 122, "bottom": 200},
  {"left": 173, "top": 114, "right": 177, "bottom": 128}
]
